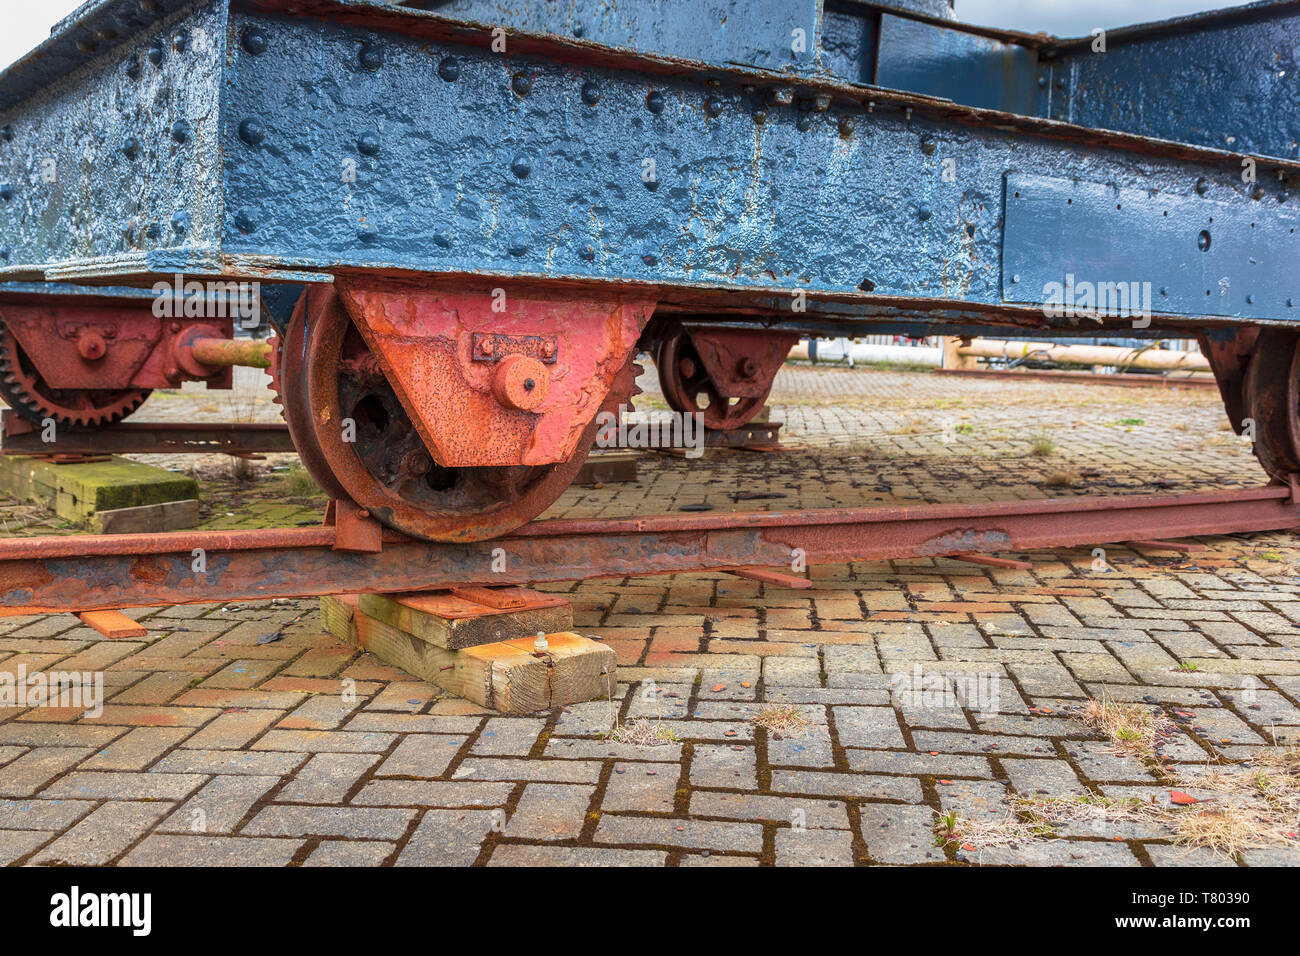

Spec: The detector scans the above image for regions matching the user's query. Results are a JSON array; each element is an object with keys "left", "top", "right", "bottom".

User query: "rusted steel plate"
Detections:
[{"left": 0, "top": 487, "right": 1295, "bottom": 614}]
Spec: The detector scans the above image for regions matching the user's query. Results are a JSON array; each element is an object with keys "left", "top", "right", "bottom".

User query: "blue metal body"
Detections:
[{"left": 0, "top": 0, "right": 1295, "bottom": 336}]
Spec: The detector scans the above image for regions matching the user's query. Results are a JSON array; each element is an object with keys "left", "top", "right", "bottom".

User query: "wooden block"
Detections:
[
  {"left": 78, "top": 609, "right": 147, "bottom": 639},
  {"left": 575, "top": 450, "right": 638, "bottom": 485},
  {"left": 321, "top": 596, "right": 614, "bottom": 714},
  {"left": 725, "top": 566, "right": 813, "bottom": 589},
  {"left": 91, "top": 498, "right": 200, "bottom": 534},
  {"left": 358, "top": 589, "right": 572, "bottom": 650},
  {"left": 0, "top": 454, "right": 197, "bottom": 527}
]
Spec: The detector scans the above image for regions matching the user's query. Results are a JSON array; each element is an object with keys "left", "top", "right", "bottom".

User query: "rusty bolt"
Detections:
[
  {"left": 541, "top": 340, "right": 556, "bottom": 359},
  {"left": 76, "top": 330, "right": 107, "bottom": 361},
  {"left": 477, "top": 337, "right": 494, "bottom": 357},
  {"left": 170, "top": 322, "right": 182, "bottom": 333},
  {"left": 737, "top": 357, "right": 758, "bottom": 378},
  {"left": 402, "top": 451, "right": 432, "bottom": 476},
  {"left": 492, "top": 354, "right": 549, "bottom": 411}
]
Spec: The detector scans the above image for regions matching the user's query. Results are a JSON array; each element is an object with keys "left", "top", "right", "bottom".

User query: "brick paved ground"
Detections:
[{"left": 2, "top": 363, "right": 1299, "bottom": 866}]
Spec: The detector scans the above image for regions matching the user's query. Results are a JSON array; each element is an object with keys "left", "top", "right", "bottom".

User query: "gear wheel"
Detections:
[{"left": 0, "top": 325, "right": 150, "bottom": 428}]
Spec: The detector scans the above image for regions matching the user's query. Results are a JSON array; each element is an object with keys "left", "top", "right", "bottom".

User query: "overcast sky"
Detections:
[{"left": 0, "top": 0, "right": 1256, "bottom": 72}]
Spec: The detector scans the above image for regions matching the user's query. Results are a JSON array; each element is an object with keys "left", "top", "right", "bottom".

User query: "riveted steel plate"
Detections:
[{"left": 1001, "top": 172, "right": 1300, "bottom": 320}]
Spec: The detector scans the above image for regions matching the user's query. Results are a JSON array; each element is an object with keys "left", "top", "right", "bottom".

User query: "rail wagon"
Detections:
[{"left": 1, "top": 0, "right": 1298, "bottom": 542}]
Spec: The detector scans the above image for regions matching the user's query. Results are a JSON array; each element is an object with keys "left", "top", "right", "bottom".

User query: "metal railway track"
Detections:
[{"left": 1, "top": 485, "right": 1296, "bottom": 616}]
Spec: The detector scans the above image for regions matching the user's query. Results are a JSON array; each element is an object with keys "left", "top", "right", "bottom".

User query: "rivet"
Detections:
[
  {"left": 1195, "top": 177, "right": 1209, "bottom": 195},
  {"left": 0, "top": 184, "right": 12, "bottom": 201},
  {"left": 359, "top": 43, "right": 383, "bottom": 71},
  {"left": 510, "top": 156, "right": 532, "bottom": 178},
  {"left": 919, "top": 134, "right": 937, "bottom": 155},
  {"left": 752, "top": 108, "right": 768, "bottom": 125},
  {"left": 173, "top": 29, "right": 189, "bottom": 52},
  {"left": 144, "top": 222, "right": 161, "bottom": 240},
  {"left": 838, "top": 117, "right": 855, "bottom": 137},
  {"left": 1288, "top": 298, "right": 1294, "bottom": 307},
  {"left": 812, "top": 94, "right": 831, "bottom": 112},
  {"left": 125, "top": 55, "right": 141, "bottom": 79},
  {"left": 0, "top": 246, "right": 9, "bottom": 261},
  {"left": 171, "top": 120, "right": 191, "bottom": 144},
  {"left": 147, "top": 39, "right": 164, "bottom": 65},
  {"left": 233, "top": 209, "right": 256, "bottom": 234},
  {"left": 645, "top": 91, "right": 664, "bottom": 113},
  {"left": 171, "top": 210, "right": 189, "bottom": 234},
  {"left": 796, "top": 114, "right": 812, "bottom": 132},
  {"left": 581, "top": 81, "right": 600, "bottom": 106},
  {"left": 238, "top": 118, "right": 265, "bottom": 146},
  {"left": 357, "top": 225, "right": 380, "bottom": 244},
  {"left": 643, "top": 177, "right": 658, "bottom": 192},
  {"left": 1197, "top": 229, "right": 1211, "bottom": 251},
  {"left": 1252, "top": 185, "right": 1266, "bottom": 200},
  {"left": 512, "top": 72, "right": 532, "bottom": 96},
  {"left": 433, "top": 229, "right": 451, "bottom": 248},
  {"left": 124, "top": 218, "right": 137, "bottom": 243},
  {"left": 1037, "top": 76, "right": 1047, "bottom": 88},
  {"left": 507, "top": 238, "right": 529, "bottom": 256},
  {"left": 438, "top": 57, "right": 460, "bottom": 81},
  {"left": 241, "top": 28, "right": 268, "bottom": 56},
  {"left": 1160, "top": 286, "right": 1169, "bottom": 296},
  {"left": 704, "top": 97, "right": 723, "bottom": 117},
  {"left": 1, "top": 126, "right": 11, "bottom": 142},
  {"left": 76, "top": 36, "right": 98, "bottom": 54},
  {"left": 122, "top": 138, "right": 139, "bottom": 160},
  {"left": 578, "top": 244, "right": 596, "bottom": 261},
  {"left": 1246, "top": 293, "right": 1255, "bottom": 304},
  {"left": 357, "top": 132, "right": 380, "bottom": 156},
  {"left": 772, "top": 87, "right": 793, "bottom": 106},
  {"left": 1011, "top": 274, "right": 1021, "bottom": 284},
  {"left": 642, "top": 252, "right": 658, "bottom": 266},
  {"left": 917, "top": 203, "right": 932, "bottom": 222},
  {"left": 573, "top": 24, "right": 585, "bottom": 38}
]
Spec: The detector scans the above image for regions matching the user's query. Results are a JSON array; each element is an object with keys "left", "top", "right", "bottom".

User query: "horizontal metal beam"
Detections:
[
  {"left": 0, "top": 0, "right": 1296, "bottom": 332},
  {"left": 1, "top": 486, "right": 1295, "bottom": 614},
  {"left": 0, "top": 415, "right": 295, "bottom": 456}
]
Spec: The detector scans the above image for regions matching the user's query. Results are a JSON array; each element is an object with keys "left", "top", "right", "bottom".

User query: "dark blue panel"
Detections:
[
  {"left": 874, "top": 13, "right": 1037, "bottom": 114},
  {"left": 1050, "top": 2, "right": 1300, "bottom": 160},
  {"left": 1001, "top": 172, "right": 1300, "bottom": 320}
]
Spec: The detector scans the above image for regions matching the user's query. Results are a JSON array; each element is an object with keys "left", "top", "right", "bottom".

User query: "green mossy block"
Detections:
[{"left": 0, "top": 455, "right": 198, "bottom": 526}]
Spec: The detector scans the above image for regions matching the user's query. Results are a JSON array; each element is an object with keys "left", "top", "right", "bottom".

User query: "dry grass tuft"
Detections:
[
  {"left": 933, "top": 809, "right": 1045, "bottom": 850},
  {"left": 1080, "top": 697, "right": 1174, "bottom": 758},
  {"left": 605, "top": 718, "right": 680, "bottom": 747},
  {"left": 754, "top": 704, "right": 810, "bottom": 738},
  {"left": 1012, "top": 794, "right": 1170, "bottom": 829},
  {"left": 1043, "top": 468, "right": 1079, "bottom": 488}
]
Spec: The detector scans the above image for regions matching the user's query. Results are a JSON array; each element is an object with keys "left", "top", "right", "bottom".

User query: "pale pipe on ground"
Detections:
[{"left": 955, "top": 339, "right": 1210, "bottom": 370}]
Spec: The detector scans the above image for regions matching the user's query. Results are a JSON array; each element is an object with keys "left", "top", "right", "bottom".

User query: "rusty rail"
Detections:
[
  {"left": 0, "top": 415, "right": 295, "bottom": 456},
  {"left": 1, "top": 486, "right": 1296, "bottom": 615}
]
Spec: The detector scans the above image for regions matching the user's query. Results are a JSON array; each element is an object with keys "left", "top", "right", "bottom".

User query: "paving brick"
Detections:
[
  {"left": 244, "top": 805, "right": 415, "bottom": 840},
  {"left": 859, "top": 803, "right": 945, "bottom": 864},
  {"left": 487, "top": 845, "right": 666, "bottom": 866},
  {"left": 304, "top": 840, "right": 394, "bottom": 867},
  {"left": 375, "top": 735, "right": 466, "bottom": 778},
  {"left": 278, "top": 752, "right": 381, "bottom": 803},
  {"left": 122, "top": 834, "right": 303, "bottom": 867},
  {"left": 159, "top": 775, "right": 281, "bottom": 834},
  {"left": 602, "top": 762, "right": 679, "bottom": 813},
  {"left": 593, "top": 815, "right": 764, "bottom": 853},
  {"left": 33, "top": 801, "right": 171, "bottom": 865},
  {"left": 502, "top": 783, "right": 595, "bottom": 841},
  {"left": 395, "top": 809, "right": 494, "bottom": 866},
  {"left": 352, "top": 779, "right": 513, "bottom": 807},
  {"left": 775, "top": 827, "right": 856, "bottom": 866},
  {"left": 82, "top": 726, "right": 194, "bottom": 771},
  {"left": 0, "top": 746, "right": 93, "bottom": 797}
]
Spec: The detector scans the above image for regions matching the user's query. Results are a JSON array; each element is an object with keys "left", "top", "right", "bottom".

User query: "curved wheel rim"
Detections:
[
  {"left": 656, "top": 329, "right": 767, "bottom": 430},
  {"left": 1244, "top": 328, "right": 1300, "bottom": 480},
  {"left": 288, "top": 290, "right": 629, "bottom": 542}
]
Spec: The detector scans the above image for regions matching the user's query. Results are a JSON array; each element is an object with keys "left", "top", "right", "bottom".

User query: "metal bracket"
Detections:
[
  {"left": 326, "top": 499, "right": 383, "bottom": 554},
  {"left": 471, "top": 332, "right": 558, "bottom": 364}
]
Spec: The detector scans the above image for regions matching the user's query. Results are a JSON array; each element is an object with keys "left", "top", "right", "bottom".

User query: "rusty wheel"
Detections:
[
  {"left": 0, "top": 325, "right": 150, "bottom": 427},
  {"left": 1244, "top": 328, "right": 1300, "bottom": 480},
  {"left": 655, "top": 326, "right": 766, "bottom": 430},
  {"left": 274, "top": 288, "right": 634, "bottom": 542}
]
